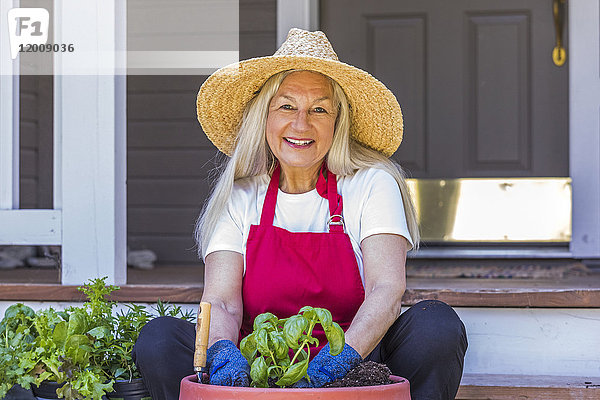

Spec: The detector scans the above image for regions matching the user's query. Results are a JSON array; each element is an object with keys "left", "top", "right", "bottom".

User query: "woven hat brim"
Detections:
[{"left": 196, "top": 55, "right": 403, "bottom": 157}]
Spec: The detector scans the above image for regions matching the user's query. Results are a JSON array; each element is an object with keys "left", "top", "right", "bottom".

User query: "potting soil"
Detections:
[{"left": 323, "top": 361, "right": 394, "bottom": 387}]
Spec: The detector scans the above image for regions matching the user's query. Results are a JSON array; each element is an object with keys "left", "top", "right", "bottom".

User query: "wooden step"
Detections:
[
  {"left": 457, "top": 374, "right": 600, "bottom": 400},
  {"left": 1, "top": 266, "right": 600, "bottom": 307}
]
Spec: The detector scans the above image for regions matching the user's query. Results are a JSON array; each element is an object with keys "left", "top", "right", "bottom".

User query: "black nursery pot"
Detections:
[
  {"left": 32, "top": 378, "right": 150, "bottom": 400},
  {"left": 31, "top": 381, "right": 64, "bottom": 399},
  {"left": 106, "top": 378, "right": 151, "bottom": 400}
]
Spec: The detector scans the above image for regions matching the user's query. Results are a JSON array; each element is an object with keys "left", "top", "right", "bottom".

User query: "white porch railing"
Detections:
[{"left": 0, "top": 0, "right": 127, "bottom": 285}]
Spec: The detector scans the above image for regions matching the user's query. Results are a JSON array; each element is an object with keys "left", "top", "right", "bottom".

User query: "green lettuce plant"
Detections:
[
  {"left": 0, "top": 277, "right": 194, "bottom": 400},
  {"left": 0, "top": 303, "right": 38, "bottom": 396},
  {"left": 239, "top": 306, "right": 345, "bottom": 388}
]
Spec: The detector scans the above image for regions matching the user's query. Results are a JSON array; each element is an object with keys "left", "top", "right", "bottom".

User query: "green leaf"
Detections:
[
  {"left": 250, "top": 357, "right": 268, "bottom": 387},
  {"left": 86, "top": 326, "right": 110, "bottom": 339},
  {"left": 283, "top": 315, "right": 308, "bottom": 349},
  {"left": 3, "top": 303, "right": 34, "bottom": 320},
  {"left": 113, "top": 367, "right": 127, "bottom": 379},
  {"left": 57, "top": 311, "right": 70, "bottom": 321},
  {"left": 303, "top": 335, "right": 319, "bottom": 348},
  {"left": 299, "top": 306, "right": 315, "bottom": 321},
  {"left": 52, "top": 321, "right": 68, "bottom": 348},
  {"left": 269, "top": 331, "right": 289, "bottom": 360},
  {"left": 324, "top": 322, "right": 345, "bottom": 355},
  {"left": 253, "top": 312, "right": 278, "bottom": 331},
  {"left": 314, "top": 308, "right": 333, "bottom": 329},
  {"left": 298, "top": 306, "right": 314, "bottom": 314},
  {"left": 295, "top": 349, "right": 308, "bottom": 362},
  {"left": 275, "top": 358, "right": 309, "bottom": 387},
  {"left": 56, "top": 382, "right": 80, "bottom": 400},
  {"left": 278, "top": 356, "right": 291, "bottom": 368},
  {"left": 240, "top": 333, "right": 257, "bottom": 363},
  {"left": 255, "top": 328, "right": 270, "bottom": 355},
  {"left": 64, "top": 334, "right": 91, "bottom": 365},
  {"left": 267, "top": 365, "right": 282, "bottom": 379},
  {"left": 67, "top": 310, "right": 88, "bottom": 336},
  {"left": 36, "top": 370, "right": 53, "bottom": 385},
  {"left": 91, "top": 380, "right": 114, "bottom": 399}
]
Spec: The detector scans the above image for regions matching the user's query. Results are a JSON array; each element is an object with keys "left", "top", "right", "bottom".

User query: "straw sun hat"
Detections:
[{"left": 196, "top": 28, "right": 403, "bottom": 157}]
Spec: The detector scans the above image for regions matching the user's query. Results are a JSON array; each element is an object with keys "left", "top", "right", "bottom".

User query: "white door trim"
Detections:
[
  {"left": 569, "top": 0, "right": 600, "bottom": 260},
  {"left": 276, "top": 0, "right": 319, "bottom": 46}
]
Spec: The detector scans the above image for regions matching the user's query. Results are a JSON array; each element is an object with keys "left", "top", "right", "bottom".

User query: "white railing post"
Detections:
[
  {"left": 569, "top": 0, "right": 600, "bottom": 260},
  {"left": 54, "top": 0, "right": 126, "bottom": 285}
]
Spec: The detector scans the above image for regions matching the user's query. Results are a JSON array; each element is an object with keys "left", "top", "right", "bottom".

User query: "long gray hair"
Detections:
[{"left": 195, "top": 70, "right": 420, "bottom": 258}]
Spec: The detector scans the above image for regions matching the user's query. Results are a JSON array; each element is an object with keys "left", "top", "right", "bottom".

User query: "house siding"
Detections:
[
  {"left": 127, "top": 0, "right": 277, "bottom": 266},
  {"left": 19, "top": 75, "right": 53, "bottom": 210}
]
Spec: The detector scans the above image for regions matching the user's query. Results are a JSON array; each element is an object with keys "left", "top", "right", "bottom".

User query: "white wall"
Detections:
[
  {"left": 2, "top": 301, "right": 599, "bottom": 377},
  {"left": 457, "top": 307, "right": 600, "bottom": 377}
]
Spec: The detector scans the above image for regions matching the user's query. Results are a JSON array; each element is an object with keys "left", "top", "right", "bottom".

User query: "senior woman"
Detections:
[{"left": 133, "top": 29, "right": 467, "bottom": 400}]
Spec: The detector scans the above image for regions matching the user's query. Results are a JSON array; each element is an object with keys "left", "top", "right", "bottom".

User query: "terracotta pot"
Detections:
[{"left": 179, "top": 374, "right": 411, "bottom": 399}]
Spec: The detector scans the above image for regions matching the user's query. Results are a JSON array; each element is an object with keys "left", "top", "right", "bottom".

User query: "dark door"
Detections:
[{"left": 321, "top": 0, "right": 568, "bottom": 178}]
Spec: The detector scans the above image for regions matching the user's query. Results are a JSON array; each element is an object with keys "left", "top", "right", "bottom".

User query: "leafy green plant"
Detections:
[
  {"left": 0, "top": 277, "right": 195, "bottom": 400},
  {"left": 30, "top": 307, "right": 113, "bottom": 399},
  {"left": 239, "top": 306, "right": 345, "bottom": 388},
  {"left": 0, "top": 303, "right": 113, "bottom": 399},
  {"left": 0, "top": 304, "right": 37, "bottom": 396},
  {"left": 152, "top": 298, "right": 195, "bottom": 321}
]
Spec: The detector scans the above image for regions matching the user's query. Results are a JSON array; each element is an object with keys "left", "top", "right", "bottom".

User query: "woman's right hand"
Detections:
[{"left": 207, "top": 339, "right": 250, "bottom": 386}]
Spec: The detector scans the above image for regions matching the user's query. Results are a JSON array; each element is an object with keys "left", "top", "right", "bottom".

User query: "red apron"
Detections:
[{"left": 241, "top": 162, "right": 365, "bottom": 358}]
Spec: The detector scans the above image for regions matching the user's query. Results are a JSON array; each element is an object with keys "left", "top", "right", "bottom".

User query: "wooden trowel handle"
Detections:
[{"left": 194, "top": 302, "right": 212, "bottom": 372}]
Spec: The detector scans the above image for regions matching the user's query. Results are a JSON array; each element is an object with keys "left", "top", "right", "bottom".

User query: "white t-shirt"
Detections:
[{"left": 203, "top": 167, "right": 414, "bottom": 285}]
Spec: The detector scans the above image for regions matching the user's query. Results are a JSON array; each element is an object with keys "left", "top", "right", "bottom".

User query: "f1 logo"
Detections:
[{"left": 7, "top": 8, "right": 49, "bottom": 59}]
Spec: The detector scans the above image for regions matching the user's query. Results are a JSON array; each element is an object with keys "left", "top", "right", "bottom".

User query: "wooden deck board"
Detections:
[
  {"left": 1, "top": 266, "right": 599, "bottom": 306},
  {"left": 457, "top": 374, "right": 600, "bottom": 399},
  {"left": 0, "top": 266, "right": 599, "bottom": 306}
]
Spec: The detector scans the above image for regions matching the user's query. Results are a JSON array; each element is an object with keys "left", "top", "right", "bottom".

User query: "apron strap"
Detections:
[
  {"left": 318, "top": 164, "right": 344, "bottom": 233},
  {"left": 259, "top": 163, "right": 281, "bottom": 226},
  {"left": 260, "top": 161, "right": 344, "bottom": 232}
]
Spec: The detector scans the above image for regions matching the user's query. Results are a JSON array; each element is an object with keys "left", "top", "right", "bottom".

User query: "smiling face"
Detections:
[{"left": 266, "top": 71, "right": 338, "bottom": 187}]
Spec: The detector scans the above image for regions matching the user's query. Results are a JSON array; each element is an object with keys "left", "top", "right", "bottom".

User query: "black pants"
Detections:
[{"left": 133, "top": 300, "right": 467, "bottom": 400}]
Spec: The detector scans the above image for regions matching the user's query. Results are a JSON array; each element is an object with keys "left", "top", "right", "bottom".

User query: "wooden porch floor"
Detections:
[
  {"left": 1, "top": 265, "right": 599, "bottom": 307},
  {"left": 457, "top": 373, "right": 600, "bottom": 399}
]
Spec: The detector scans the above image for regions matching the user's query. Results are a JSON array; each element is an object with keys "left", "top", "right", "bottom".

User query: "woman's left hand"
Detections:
[{"left": 293, "top": 342, "right": 362, "bottom": 388}]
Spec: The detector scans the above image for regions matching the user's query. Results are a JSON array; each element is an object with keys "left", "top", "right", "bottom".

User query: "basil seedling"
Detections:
[{"left": 239, "top": 306, "right": 345, "bottom": 388}]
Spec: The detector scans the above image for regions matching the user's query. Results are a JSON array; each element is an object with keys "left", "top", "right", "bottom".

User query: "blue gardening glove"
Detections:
[
  {"left": 294, "top": 343, "right": 363, "bottom": 388},
  {"left": 206, "top": 339, "right": 250, "bottom": 386}
]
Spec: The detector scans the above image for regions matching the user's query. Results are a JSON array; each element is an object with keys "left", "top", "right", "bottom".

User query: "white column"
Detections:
[
  {"left": 569, "top": 0, "right": 600, "bottom": 260},
  {"left": 54, "top": 0, "right": 126, "bottom": 285},
  {"left": 277, "top": 0, "right": 319, "bottom": 46},
  {"left": 0, "top": 0, "right": 19, "bottom": 210}
]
